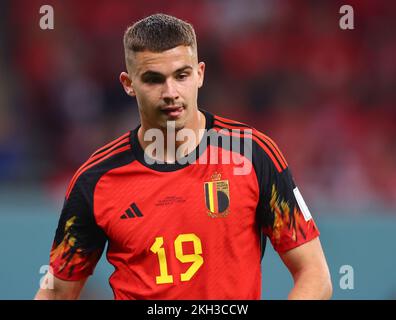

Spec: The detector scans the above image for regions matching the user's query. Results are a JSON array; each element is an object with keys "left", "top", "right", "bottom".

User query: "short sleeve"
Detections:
[
  {"left": 49, "top": 176, "right": 107, "bottom": 281},
  {"left": 255, "top": 146, "right": 320, "bottom": 254}
]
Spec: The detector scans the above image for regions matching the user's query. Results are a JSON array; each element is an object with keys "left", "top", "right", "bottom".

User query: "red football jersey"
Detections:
[{"left": 49, "top": 110, "right": 319, "bottom": 299}]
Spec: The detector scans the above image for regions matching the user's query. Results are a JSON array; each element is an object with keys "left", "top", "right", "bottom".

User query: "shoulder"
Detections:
[
  {"left": 212, "top": 114, "right": 288, "bottom": 172},
  {"left": 65, "top": 131, "right": 134, "bottom": 199}
]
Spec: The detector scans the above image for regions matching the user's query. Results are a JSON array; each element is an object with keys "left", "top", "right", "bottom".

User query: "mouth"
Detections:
[{"left": 160, "top": 106, "right": 184, "bottom": 118}]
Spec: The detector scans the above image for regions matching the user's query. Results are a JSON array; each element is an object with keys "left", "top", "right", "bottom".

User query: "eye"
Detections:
[
  {"left": 145, "top": 76, "right": 164, "bottom": 84},
  {"left": 176, "top": 73, "right": 189, "bottom": 81},
  {"left": 141, "top": 73, "right": 165, "bottom": 84}
]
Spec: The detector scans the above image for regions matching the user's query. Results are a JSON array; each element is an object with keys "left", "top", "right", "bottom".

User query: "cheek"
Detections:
[
  {"left": 181, "top": 79, "right": 199, "bottom": 98},
  {"left": 190, "top": 83, "right": 200, "bottom": 100},
  {"left": 136, "top": 88, "right": 159, "bottom": 105}
]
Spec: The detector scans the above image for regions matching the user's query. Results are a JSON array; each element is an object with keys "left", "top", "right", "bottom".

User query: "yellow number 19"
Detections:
[{"left": 150, "top": 233, "right": 204, "bottom": 284}]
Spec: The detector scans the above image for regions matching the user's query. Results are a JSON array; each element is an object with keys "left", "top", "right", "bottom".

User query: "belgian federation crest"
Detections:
[{"left": 204, "top": 172, "right": 230, "bottom": 218}]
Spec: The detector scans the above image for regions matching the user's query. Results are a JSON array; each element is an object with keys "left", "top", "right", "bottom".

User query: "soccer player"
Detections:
[{"left": 35, "top": 14, "right": 332, "bottom": 300}]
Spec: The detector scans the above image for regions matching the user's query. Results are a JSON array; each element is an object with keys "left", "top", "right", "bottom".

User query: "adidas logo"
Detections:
[{"left": 120, "top": 203, "right": 144, "bottom": 219}]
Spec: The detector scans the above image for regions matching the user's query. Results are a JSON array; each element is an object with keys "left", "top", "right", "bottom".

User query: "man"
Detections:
[{"left": 35, "top": 14, "right": 332, "bottom": 300}]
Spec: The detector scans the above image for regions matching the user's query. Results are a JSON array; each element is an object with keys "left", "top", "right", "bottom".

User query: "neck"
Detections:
[{"left": 138, "top": 109, "right": 206, "bottom": 163}]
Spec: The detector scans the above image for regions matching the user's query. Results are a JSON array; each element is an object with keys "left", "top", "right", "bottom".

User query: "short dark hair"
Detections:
[{"left": 123, "top": 13, "right": 197, "bottom": 54}]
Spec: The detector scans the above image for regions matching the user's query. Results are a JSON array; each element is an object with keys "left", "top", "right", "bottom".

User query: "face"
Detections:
[{"left": 120, "top": 45, "right": 205, "bottom": 131}]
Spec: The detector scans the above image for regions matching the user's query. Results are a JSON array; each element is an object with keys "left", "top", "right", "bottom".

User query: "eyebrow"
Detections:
[
  {"left": 174, "top": 65, "right": 193, "bottom": 73},
  {"left": 140, "top": 65, "right": 193, "bottom": 79}
]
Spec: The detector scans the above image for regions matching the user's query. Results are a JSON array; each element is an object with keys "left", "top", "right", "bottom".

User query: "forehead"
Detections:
[{"left": 130, "top": 46, "right": 196, "bottom": 75}]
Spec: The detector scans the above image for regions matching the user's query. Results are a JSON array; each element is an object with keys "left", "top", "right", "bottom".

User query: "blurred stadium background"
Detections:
[{"left": 0, "top": 0, "right": 395, "bottom": 299}]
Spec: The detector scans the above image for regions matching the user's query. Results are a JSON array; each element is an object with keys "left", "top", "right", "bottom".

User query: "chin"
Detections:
[
  {"left": 156, "top": 119, "right": 184, "bottom": 131},
  {"left": 170, "top": 119, "right": 186, "bottom": 131},
  {"left": 165, "top": 115, "right": 188, "bottom": 130},
  {"left": 174, "top": 123, "right": 186, "bottom": 131},
  {"left": 157, "top": 107, "right": 191, "bottom": 131}
]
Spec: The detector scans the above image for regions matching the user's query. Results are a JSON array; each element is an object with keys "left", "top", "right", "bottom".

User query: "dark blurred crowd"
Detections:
[{"left": 1, "top": 0, "right": 395, "bottom": 212}]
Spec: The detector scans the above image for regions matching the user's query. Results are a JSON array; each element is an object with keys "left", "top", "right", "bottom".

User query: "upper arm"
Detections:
[
  {"left": 279, "top": 237, "right": 332, "bottom": 300},
  {"left": 279, "top": 237, "right": 330, "bottom": 277},
  {"left": 254, "top": 138, "right": 320, "bottom": 253},
  {"left": 49, "top": 175, "right": 107, "bottom": 281},
  {"left": 253, "top": 137, "right": 331, "bottom": 297},
  {"left": 35, "top": 273, "right": 88, "bottom": 300}
]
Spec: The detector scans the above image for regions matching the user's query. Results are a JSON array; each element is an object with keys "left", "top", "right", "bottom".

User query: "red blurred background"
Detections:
[{"left": 1, "top": 0, "right": 395, "bottom": 214}]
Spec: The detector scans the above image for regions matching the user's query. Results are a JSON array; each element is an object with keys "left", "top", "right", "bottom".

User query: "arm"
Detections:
[
  {"left": 279, "top": 237, "right": 332, "bottom": 300},
  {"left": 37, "top": 169, "right": 107, "bottom": 300},
  {"left": 34, "top": 273, "right": 88, "bottom": 300}
]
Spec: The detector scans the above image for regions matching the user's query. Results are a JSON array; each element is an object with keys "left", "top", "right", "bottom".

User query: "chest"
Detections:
[{"left": 93, "top": 162, "right": 260, "bottom": 253}]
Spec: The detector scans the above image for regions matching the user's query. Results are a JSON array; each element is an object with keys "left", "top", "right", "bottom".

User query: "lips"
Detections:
[{"left": 160, "top": 106, "right": 184, "bottom": 118}]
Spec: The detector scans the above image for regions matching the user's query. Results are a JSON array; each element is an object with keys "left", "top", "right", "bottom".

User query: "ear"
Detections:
[
  {"left": 119, "top": 72, "right": 136, "bottom": 96},
  {"left": 197, "top": 62, "right": 205, "bottom": 88}
]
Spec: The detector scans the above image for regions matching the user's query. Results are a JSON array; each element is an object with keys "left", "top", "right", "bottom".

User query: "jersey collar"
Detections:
[{"left": 130, "top": 109, "right": 214, "bottom": 172}]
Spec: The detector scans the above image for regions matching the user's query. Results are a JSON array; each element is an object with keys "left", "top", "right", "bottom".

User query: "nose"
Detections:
[{"left": 161, "top": 79, "right": 179, "bottom": 101}]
